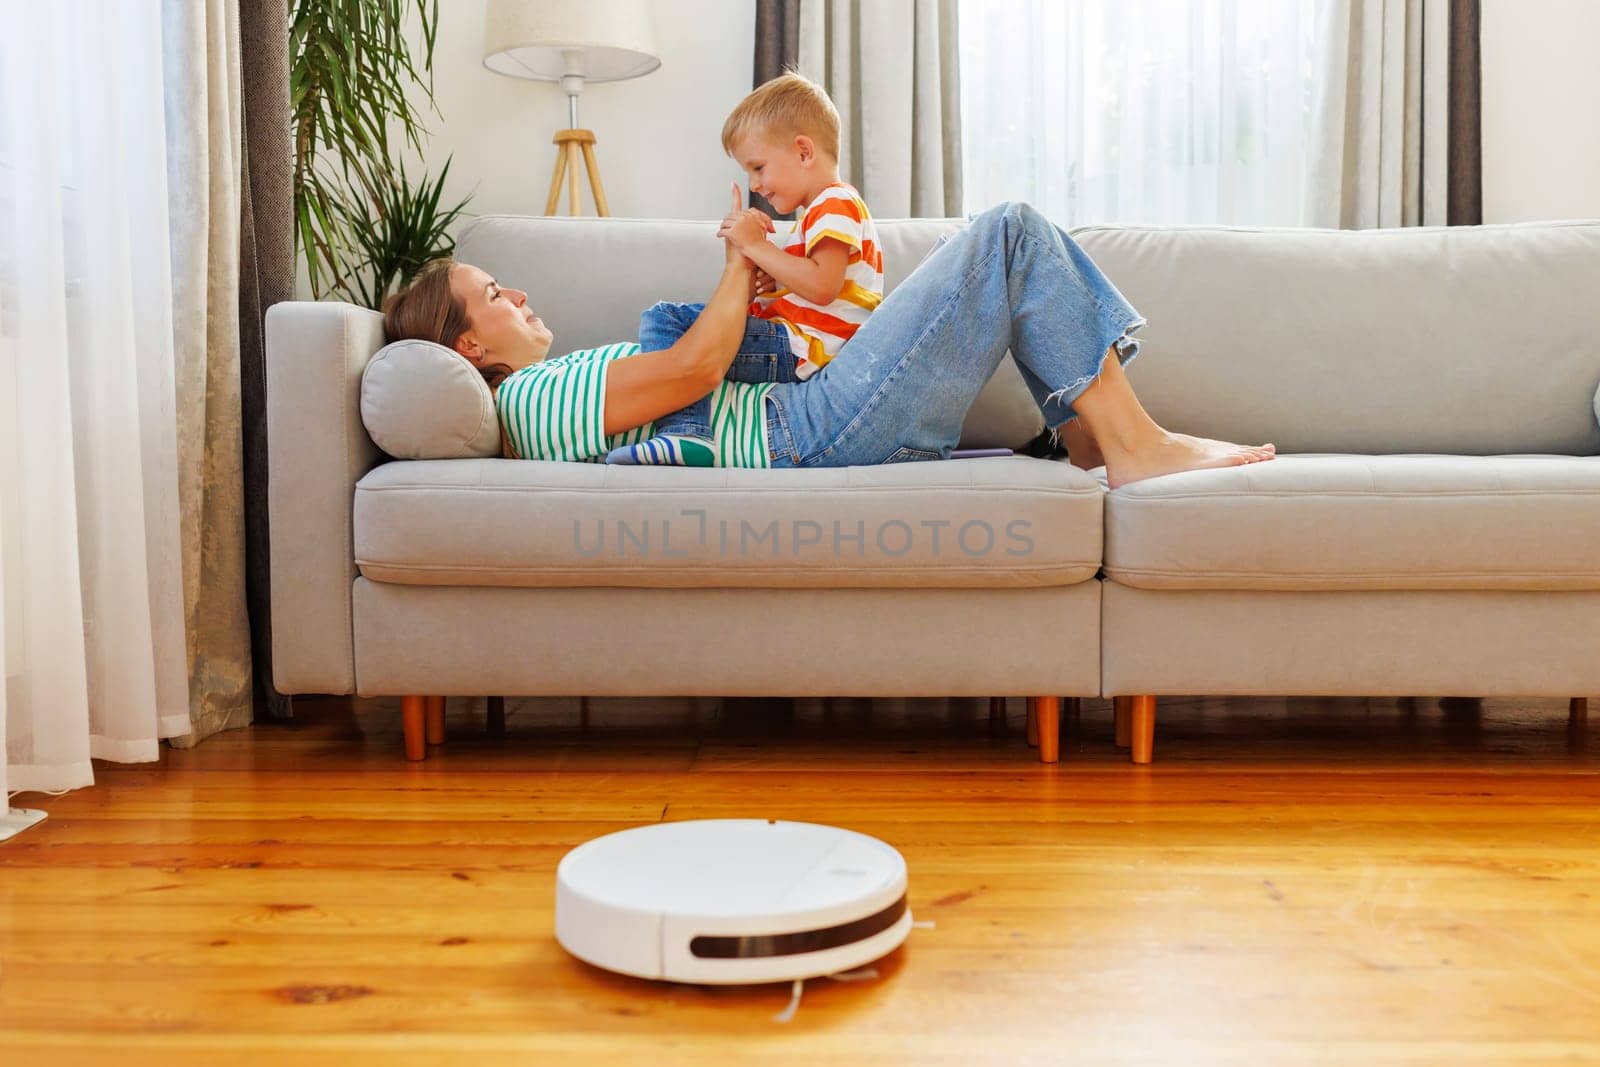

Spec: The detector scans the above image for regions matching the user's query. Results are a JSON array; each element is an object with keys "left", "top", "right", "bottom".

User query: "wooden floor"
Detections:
[{"left": 3, "top": 693, "right": 1600, "bottom": 1065}]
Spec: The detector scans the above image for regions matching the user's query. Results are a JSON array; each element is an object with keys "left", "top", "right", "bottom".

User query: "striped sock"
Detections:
[{"left": 605, "top": 434, "right": 718, "bottom": 467}]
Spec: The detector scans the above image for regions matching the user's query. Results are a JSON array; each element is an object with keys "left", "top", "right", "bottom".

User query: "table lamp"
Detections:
[{"left": 483, "top": 0, "right": 661, "bottom": 216}]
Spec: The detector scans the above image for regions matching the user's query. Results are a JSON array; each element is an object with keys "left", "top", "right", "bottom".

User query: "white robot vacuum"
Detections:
[{"left": 555, "top": 819, "right": 912, "bottom": 984}]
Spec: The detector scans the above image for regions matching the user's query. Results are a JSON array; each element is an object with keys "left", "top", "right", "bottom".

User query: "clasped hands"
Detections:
[{"left": 720, "top": 181, "right": 777, "bottom": 296}]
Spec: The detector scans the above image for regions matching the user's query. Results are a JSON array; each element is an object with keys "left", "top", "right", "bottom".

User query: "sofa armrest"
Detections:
[{"left": 265, "top": 301, "right": 386, "bottom": 694}]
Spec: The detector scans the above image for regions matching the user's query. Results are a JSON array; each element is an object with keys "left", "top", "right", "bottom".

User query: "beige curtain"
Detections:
[
  {"left": 1308, "top": 0, "right": 1454, "bottom": 228},
  {"left": 796, "top": 0, "right": 963, "bottom": 218},
  {"left": 163, "top": 0, "right": 255, "bottom": 748}
]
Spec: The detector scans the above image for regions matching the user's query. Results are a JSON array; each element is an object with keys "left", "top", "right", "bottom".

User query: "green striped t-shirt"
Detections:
[{"left": 496, "top": 342, "right": 773, "bottom": 468}]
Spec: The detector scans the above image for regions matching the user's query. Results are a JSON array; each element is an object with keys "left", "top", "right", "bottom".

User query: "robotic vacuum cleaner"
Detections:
[{"left": 555, "top": 819, "right": 912, "bottom": 984}]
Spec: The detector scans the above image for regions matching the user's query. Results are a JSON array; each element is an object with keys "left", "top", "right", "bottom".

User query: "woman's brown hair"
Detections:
[{"left": 382, "top": 258, "right": 514, "bottom": 389}]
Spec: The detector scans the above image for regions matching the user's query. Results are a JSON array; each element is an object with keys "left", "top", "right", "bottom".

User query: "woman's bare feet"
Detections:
[
  {"left": 1069, "top": 340, "right": 1275, "bottom": 488},
  {"left": 1102, "top": 431, "right": 1275, "bottom": 489}
]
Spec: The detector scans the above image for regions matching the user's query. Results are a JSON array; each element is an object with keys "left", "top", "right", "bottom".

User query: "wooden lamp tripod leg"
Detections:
[
  {"left": 545, "top": 140, "right": 567, "bottom": 215},
  {"left": 579, "top": 140, "right": 609, "bottom": 216},
  {"left": 567, "top": 139, "right": 582, "bottom": 215}
]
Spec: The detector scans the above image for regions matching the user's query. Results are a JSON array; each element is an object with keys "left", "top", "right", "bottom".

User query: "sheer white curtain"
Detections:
[
  {"left": 1, "top": 2, "right": 192, "bottom": 807},
  {"left": 960, "top": 0, "right": 1326, "bottom": 228}
]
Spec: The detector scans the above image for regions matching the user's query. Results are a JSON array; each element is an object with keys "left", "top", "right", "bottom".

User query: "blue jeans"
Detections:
[
  {"left": 763, "top": 202, "right": 1145, "bottom": 468},
  {"left": 639, "top": 301, "right": 801, "bottom": 439}
]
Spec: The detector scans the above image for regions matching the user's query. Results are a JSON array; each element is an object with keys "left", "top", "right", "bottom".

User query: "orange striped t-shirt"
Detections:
[{"left": 749, "top": 182, "right": 883, "bottom": 380}]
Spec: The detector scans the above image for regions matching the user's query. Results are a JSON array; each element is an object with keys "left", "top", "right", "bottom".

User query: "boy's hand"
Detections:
[
  {"left": 719, "top": 209, "right": 774, "bottom": 251},
  {"left": 753, "top": 268, "right": 776, "bottom": 295},
  {"left": 720, "top": 183, "right": 774, "bottom": 251}
]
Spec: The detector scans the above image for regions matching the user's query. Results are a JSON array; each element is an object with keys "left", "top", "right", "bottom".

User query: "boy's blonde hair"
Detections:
[{"left": 721, "top": 71, "right": 841, "bottom": 161}]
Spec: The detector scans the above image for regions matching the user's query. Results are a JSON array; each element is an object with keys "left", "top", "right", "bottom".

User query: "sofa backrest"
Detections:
[
  {"left": 455, "top": 215, "right": 1047, "bottom": 449},
  {"left": 463, "top": 215, "right": 1600, "bottom": 456},
  {"left": 1074, "top": 221, "right": 1600, "bottom": 455}
]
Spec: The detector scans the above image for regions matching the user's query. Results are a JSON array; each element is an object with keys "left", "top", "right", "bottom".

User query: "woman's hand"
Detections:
[
  {"left": 610, "top": 198, "right": 763, "bottom": 432},
  {"left": 754, "top": 268, "right": 776, "bottom": 296}
]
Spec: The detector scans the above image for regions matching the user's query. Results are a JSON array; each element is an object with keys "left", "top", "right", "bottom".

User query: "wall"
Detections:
[
  {"left": 1480, "top": 0, "right": 1600, "bottom": 222},
  {"left": 296, "top": 0, "right": 755, "bottom": 297}
]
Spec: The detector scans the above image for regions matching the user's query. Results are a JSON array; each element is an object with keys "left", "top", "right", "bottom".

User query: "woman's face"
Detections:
[{"left": 448, "top": 263, "right": 554, "bottom": 372}]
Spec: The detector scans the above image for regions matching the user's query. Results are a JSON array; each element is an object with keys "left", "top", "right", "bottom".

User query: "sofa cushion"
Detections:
[
  {"left": 1104, "top": 454, "right": 1600, "bottom": 591},
  {"left": 360, "top": 338, "right": 501, "bottom": 459},
  {"left": 354, "top": 456, "right": 1102, "bottom": 588},
  {"left": 456, "top": 215, "right": 1046, "bottom": 449}
]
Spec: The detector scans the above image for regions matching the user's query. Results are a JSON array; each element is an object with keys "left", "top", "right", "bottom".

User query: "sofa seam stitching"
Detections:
[
  {"left": 340, "top": 312, "right": 358, "bottom": 694},
  {"left": 1111, "top": 489, "right": 1600, "bottom": 502},
  {"left": 355, "top": 562, "right": 1099, "bottom": 576},
  {"left": 1106, "top": 567, "right": 1600, "bottom": 580},
  {"left": 355, "top": 484, "right": 1103, "bottom": 498}
]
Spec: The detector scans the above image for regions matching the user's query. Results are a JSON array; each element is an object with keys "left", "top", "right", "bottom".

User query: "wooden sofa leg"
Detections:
[
  {"left": 1573, "top": 698, "right": 1589, "bottom": 725},
  {"left": 1035, "top": 696, "right": 1060, "bottom": 764},
  {"left": 1026, "top": 698, "right": 1040, "bottom": 747},
  {"left": 1130, "top": 695, "right": 1157, "bottom": 765},
  {"left": 425, "top": 695, "right": 446, "bottom": 745},
  {"left": 401, "top": 696, "right": 427, "bottom": 761},
  {"left": 487, "top": 695, "right": 506, "bottom": 737},
  {"left": 1114, "top": 696, "right": 1132, "bottom": 748}
]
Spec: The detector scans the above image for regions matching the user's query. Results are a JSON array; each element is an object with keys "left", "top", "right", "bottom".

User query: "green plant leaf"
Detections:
[
  {"left": 291, "top": 0, "right": 448, "bottom": 297},
  {"left": 333, "top": 155, "right": 469, "bottom": 309}
]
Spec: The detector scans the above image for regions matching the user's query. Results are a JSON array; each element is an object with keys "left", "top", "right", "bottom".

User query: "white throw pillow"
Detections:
[{"left": 360, "top": 339, "right": 501, "bottom": 459}]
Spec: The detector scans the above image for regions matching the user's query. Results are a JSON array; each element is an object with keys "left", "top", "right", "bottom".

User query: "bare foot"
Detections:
[{"left": 1103, "top": 432, "right": 1275, "bottom": 489}]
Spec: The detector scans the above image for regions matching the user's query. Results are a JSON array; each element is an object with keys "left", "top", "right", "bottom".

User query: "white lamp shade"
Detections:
[{"left": 483, "top": 0, "right": 661, "bottom": 82}]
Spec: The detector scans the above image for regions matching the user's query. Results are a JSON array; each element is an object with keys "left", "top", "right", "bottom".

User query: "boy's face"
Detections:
[{"left": 731, "top": 131, "right": 820, "bottom": 216}]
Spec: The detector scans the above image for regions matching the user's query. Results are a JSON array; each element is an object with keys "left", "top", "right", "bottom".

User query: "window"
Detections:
[{"left": 960, "top": 0, "right": 1326, "bottom": 228}]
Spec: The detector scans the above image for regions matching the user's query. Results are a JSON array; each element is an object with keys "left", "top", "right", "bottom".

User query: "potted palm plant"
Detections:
[{"left": 291, "top": 0, "right": 471, "bottom": 308}]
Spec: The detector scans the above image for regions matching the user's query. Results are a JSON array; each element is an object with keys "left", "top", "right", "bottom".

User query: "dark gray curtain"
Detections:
[
  {"left": 1448, "top": 0, "right": 1481, "bottom": 225},
  {"left": 755, "top": 0, "right": 801, "bottom": 84},
  {"left": 750, "top": 0, "right": 801, "bottom": 217},
  {"left": 238, "top": 0, "right": 294, "bottom": 720}
]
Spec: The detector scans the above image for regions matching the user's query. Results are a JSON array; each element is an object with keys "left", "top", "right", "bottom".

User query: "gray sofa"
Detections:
[{"left": 265, "top": 214, "right": 1600, "bottom": 764}]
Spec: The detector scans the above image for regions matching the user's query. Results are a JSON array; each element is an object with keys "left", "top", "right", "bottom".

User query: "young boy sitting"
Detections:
[{"left": 606, "top": 72, "right": 884, "bottom": 466}]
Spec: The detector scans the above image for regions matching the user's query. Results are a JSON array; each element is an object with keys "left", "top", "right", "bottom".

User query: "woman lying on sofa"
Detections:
[{"left": 381, "top": 197, "right": 1274, "bottom": 489}]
